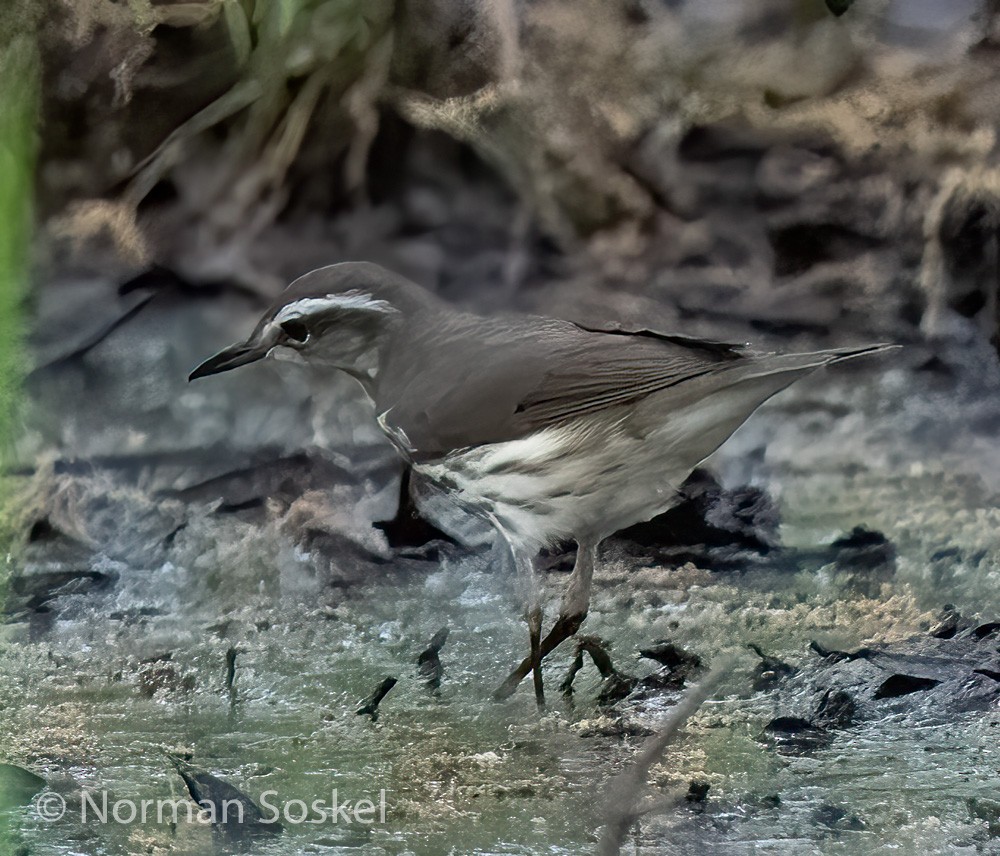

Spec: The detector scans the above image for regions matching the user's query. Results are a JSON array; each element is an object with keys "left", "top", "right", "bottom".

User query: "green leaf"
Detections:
[
  {"left": 0, "top": 764, "right": 46, "bottom": 810},
  {"left": 223, "top": 0, "right": 253, "bottom": 68}
]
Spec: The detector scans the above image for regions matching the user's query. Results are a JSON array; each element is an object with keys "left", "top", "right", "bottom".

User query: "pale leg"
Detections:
[
  {"left": 522, "top": 553, "right": 545, "bottom": 710},
  {"left": 494, "top": 525, "right": 547, "bottom": 709},
  {"left": 494, "top": 540, "right": 599, "bottom": 701}
]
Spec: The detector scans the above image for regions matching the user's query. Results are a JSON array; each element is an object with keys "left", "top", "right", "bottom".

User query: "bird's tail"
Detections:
[
  {"left": 628, "top": 341, "right": 899, "bottom": 444},
  {"left": 743, "top": 342, "right": 900, "bottom": 380}
]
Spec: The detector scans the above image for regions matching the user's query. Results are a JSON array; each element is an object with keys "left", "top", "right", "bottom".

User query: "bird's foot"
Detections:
[{"left": 493, "top": 611, "right": 587, "bottom": 702}]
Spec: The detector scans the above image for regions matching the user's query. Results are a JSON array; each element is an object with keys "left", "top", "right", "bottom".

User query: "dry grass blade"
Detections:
[
  {"left": 124, "top": 78, "right": 264, "bottom": 206},
  {"left": 343, "top": 29, "right": 394, "bottom": 200},
  {"left": 263, "top": 70, "right": 328, "bottom": 182},
  {"left": 386, "top": 82, "right": 514, "bottom": 147}
]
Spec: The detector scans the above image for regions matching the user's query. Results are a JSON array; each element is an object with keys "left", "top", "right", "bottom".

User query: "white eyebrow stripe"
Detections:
[{"left": 275, "top": 291, "right": 396, "bottom": 321}]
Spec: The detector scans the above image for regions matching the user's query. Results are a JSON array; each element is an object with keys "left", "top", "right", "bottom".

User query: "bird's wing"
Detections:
[
  {"left": 513, "top": 321, "right": 746, "bottom": 430},
  {"left": 570, "top": 319, "right": 746, "bottom": 358},
  {"left": 376, "top": 313, "right": 749, "bottom": 458}
]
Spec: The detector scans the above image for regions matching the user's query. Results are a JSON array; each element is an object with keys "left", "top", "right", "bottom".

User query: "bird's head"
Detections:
[{"left": 189, "top": 262, "right": 433, "bottom": 384}]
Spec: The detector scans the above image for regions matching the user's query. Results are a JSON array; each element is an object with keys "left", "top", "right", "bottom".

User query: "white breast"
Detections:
[
  {"left": 414, "top": 416, "right": 689, "bottom": 551},
  {"left": 411, "top": 379, "right": 777, "bottom": 550}
]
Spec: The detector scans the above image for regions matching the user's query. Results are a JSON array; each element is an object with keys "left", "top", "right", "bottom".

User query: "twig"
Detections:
[
  {"left": 356, "top": 676, "right": 398, "bottom": 721},
  {"left": 417, "top": 627, "right": 449, "bottom": 690},
  {"left": 598, "top": 656, "right": 734, "bottom": 856},
  {"left": 225, "top": 646, "right": 237, "bottom": 708}
]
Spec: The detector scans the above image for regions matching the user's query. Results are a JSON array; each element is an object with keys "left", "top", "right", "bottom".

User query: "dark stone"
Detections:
[
  {"left": 31, "top": 291, "right": 159, "bottom": 374},
  {"left": 974, "top": 669, "right": 1000, "bottom": 682},
  {"left": 168, "top": 755, "right": 282, "bottom": 843},
  {"left": 225, "top": 647, "right": 237, "bottom": 705},
  {"left": 812, "top": 804, "right": 865, "bottom": 831},
  {"left": 762, "top": 717, "right": 832, "bottom": 755},
  {"left": 973, "top": 622, "right": 1000, "bottom": 640},
  {"left": 810, "top": 640, "right": 873, "bottom": 663},
  {"left": 8, "top": 569, "right": 116, "bottom": 617},
  {"left": 929, "top": 605, "right": 965, "bottom": 639},
  {"left": 574, "top": 718, "right": 654, "bottom": 739},
  {"left": 296, "top": 529, "right": 395, "bottom": 578},
  {"left": 686, "top": 780, "right": 710, "bottom": 811},
  {"left": 968, "top": 797, "right": 1000, "bottom": 836},
  {"left": 118, "top": 264, "right": 262, "bottom": 302},
  {"left": 108, "top": 607, "right": 163, "bottom": 623},
  {"left": 28, "top": 518, "right": 56, "bottom": 543},
  {"left": 937, "top": 190, "right": 1000, "bottom": 282},
  {"left": 164, "top": 451, "right": 354, "bottom": 519},
  {"left": 915, "top": 355, "right": 954, "bottom": 376},
  {"left": 830, "top": 526, "right": 896, "bottom": 569},
  {"left": 750, "top": 316, "right": 832, "bottom": 337},
  {"left": 535, "top": 545, "right": 576, "bottom": 573},
  {"left": 952, "top": 288, "right": 987, "bottom": 318},
  {"left": 825, "top": 0, "right": 855, "bottom": 16},
  {"left": 814, "top": 689, "right": 855, "bottom": 729},
  {"left": 827, "top": 526, "right": 896, "bottom": 595},
  {"left": 874, "top": 674, "right": 941, "bottom": 699},
  {"left": 639, "top": 640, "right": 700, "bottom": 670},
  {"left": 637, "top": 670, "right": 688, "bottom": 692},
  {"left": 615, "top": 468, "right": 781, "bottom": 570},
  {"left": 764, "top": 716, "right": 815, "bottom": 733},
  {"left": 678, "top": 123, "right": 772, "bottom": 163},
  {"left": 769, "top": 223, "right": 880, "bottom": 278},
  {"left": 138, "top": 658, "right": 196, "bottom": 698},
  {"left": 638, "top": 640, "right": 702, "bottom": 687}
]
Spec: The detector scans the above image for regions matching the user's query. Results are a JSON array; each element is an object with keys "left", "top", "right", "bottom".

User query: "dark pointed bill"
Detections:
[{"left": 188, "top": 342, "right": 268, "bottom": 381}]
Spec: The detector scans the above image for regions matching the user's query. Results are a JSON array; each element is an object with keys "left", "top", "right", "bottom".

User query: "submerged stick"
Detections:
[
  {"left": 417, "top": 627, "right": 450, "bottom": 690},
  {"left": 225, "top": 647, "right": 238, "bottom": 707},
  {"left": 598, "top": 657, "right": 734, "bottom": 856},
  {"left": 356, "top": 677, "right": 398, "bottom": 720}
]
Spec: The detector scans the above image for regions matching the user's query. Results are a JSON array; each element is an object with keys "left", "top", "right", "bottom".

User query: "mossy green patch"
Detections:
[{"left": 0, "top": 8, "right": 38, "bottom": 853}]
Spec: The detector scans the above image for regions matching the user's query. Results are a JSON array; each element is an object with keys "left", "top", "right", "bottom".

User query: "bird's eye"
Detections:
[{"left": 280, "top": 319, "right": 309, "bottom": 343}]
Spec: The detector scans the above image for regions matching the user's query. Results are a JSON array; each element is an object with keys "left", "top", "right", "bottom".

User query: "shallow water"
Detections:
[{"left": 4, "top": 357, "right": 1000, "bottom": 854}]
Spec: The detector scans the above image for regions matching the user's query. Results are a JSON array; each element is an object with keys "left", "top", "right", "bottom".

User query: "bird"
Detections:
[{"left": 190, "top": 261, "right": 895, "bottom": 707}]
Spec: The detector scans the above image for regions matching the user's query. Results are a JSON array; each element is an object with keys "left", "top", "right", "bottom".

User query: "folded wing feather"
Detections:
[{"left": 376, "top": 313, "right": 751, "bottom": 458}]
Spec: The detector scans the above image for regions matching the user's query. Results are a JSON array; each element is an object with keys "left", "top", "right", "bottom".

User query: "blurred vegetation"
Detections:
[
  {"left": 32, "top": 0, "right": 886, "bottom": 273},
  {"left": 33, "top": 0, "right": 1000, "bottom": 290},
  {"left": 0, "top": 17, "right": 39, "bottom": 482},
  {"left": 0, "top": 6, "right": 40, "bottom": 851},
  {"left": 42, "top": 0, "right": 396, "bottom": 276},
  {"left": 0, "top": 7, "right": 39, "bottom": 452}
]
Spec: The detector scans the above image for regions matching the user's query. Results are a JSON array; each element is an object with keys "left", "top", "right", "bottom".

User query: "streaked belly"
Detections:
[{"left": 415, "top": 417, "right": 692, "bottom": 551}]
